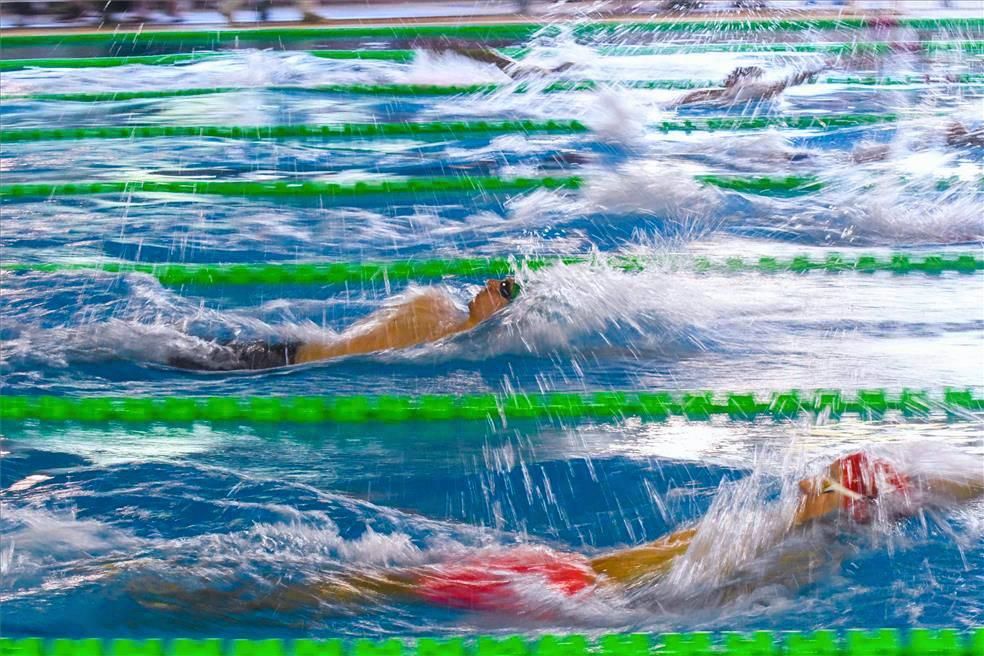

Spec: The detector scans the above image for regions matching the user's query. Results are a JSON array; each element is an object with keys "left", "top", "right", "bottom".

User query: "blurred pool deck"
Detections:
[{"left": 2, "top": 0, "right": 982, "bottom": 33}]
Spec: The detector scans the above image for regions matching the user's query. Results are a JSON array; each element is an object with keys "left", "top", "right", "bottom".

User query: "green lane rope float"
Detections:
[
  {"left": 7, "top": 75, "right": 984, "bottom": 104},
  {"left": 2, "top": 40, "right": 981, "bottom": 72},
  {"left": 4, "top": 253, "right": 980, "bottom": 286},
  {"left": 1, "top": 17, "right": 981, "bottom": 49},
  {"left": 4, "top": 174, "right": 979, "bottom": 200},
  {"left": 0, "top": 49, "right": 414, "bottom": 71},
  {"left": 1, "top": 630, "right": 983, "bottom": 656},
  {"left": 0, "top": 113, "right": 899, "bottom": 145},
  {"left": 0, "top": 176, "right": 581, "bottom": 200},
  {"left": 695, "top": 174, "right": 825, "bottom": 196},
  {"left": 0, "top": 119, "right": 589, "bottom": 143},
  {"left": 697, "top": 174, "right": 982, "bottom": 196},
  {"left": 1, "top": 389, "right": 980, "bottom": 425},
  {"left": 584, "top": 40, "right": 984, "bottom": 56}
]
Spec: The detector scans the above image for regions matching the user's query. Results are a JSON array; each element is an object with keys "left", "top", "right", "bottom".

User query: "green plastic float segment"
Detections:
[
  {"left": 1, "top": 18, "right": 981, "bottom": 48},
  {"left": 0, "top": 389, "right": 979, "bottom": 426},
  {"left": 2, "top": 253, "right": 979, "bottom": 286},
  {"left": 5, "top": 631, "right": 984, "bottom": 656},
  {"left": 0, "top": 119, "right": 589, "bottom": 143},
  {"left": 0, "top": 113, "right": 902, "bottom": 143},
  {"left": 0, "top": 176, "right": 583, "bottom": 200}
]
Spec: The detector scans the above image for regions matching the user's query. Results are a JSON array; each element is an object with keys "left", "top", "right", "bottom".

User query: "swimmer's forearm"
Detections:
[
  {"left": 785, "top": 62, "right": 829, "bottom": 89},
  {"left": 459, "top": 47, "right": 518, "bottom": 71},
  {"left": 671, "top": 89, "right": 723, "bottom": 107},
  {"left": 423, "top": 37, "right": 518, "bottom": 72}
]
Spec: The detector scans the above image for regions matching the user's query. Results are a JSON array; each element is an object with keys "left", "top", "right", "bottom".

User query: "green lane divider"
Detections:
[
  {"left": 0, "top": 113, "right": 898, "bottom": 144},
  {"left": 0, "top": 389, "right": 980, "bottom": 425},
  {"left": 588, "top": 39, "right": 984, "bottom": 56},
  {"left": 1, "top": 631, "right": 983, "bottom": 656},
  {"left": 3, "top": 41, "right": 980, "bottom": 72},
  {"left": 0, "top": 52, "right": 221, "bottom": 71},
  {"left": 12, "top": 87, "right": 242, "bottom": 103},
  {"left": 8, "top": 75, "right": 982, "bottom": 104},
  {"left": 0, "top": 49, "right": 415, "bottom": 71},
  {"left": 5, "top": 253, "right": 980, "bottom": 286},
  {"left": 1, "top": 17, "right": 981, "bottom": 49},
  {"left": 0, "top": 176, "right": 582, "bottom": 199},
  {"left": 3, "top": 174, "right": 978, "bottom": 200},
  {"left": 696, "top": 174, "right": 825, "bottom": 196},
  {"left": 0, "top": 119, "right": 589, "bottom": 143}
]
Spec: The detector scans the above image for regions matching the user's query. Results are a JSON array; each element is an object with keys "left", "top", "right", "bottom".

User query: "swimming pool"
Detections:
[{"left": 1, "top": 18, "right": 982, "bottom": 639}]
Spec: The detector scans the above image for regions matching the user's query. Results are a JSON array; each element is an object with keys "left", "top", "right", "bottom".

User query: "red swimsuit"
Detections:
[{"left": 414, "top": 546, "right": 596, "bottom": 611}]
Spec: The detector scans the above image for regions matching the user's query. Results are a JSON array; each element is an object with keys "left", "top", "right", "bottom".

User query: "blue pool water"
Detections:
[{"left": 1, "top": 29, "right": 982, "bottom": 637}]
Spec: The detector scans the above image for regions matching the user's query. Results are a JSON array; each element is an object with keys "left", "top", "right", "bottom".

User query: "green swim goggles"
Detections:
[{"left": 498, "top": 278, "right": 521, "bottom": 301}]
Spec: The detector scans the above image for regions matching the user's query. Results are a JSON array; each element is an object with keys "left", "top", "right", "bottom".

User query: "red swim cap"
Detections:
[
  {"left": 834, "top": 452, "right": 910, "bottom": 523},
  {"left": 415, "top": 547, "right": 595, "bottom": 612}
]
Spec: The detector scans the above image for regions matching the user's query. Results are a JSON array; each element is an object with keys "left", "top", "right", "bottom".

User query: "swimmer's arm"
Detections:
[
  {"left": 589, "top": 527, "right": 697, "bottom": 584},
  {"left": 926, "top": 476, "right": 984, "bottom": 503},
  {"left": 765, "top": 63, "right": 829, "bottom": 98},
  {"left": 454, "top": 45, "right": 519, "bottom": 72},
  {"left": 669, "top": 89, "right": 726, "bottom": 107},
  {"left": 946, "top": 124, "right": 984, "bottom": 147},
  {"left": 417, "top": 37, "right": 519, "bottom": 72}
]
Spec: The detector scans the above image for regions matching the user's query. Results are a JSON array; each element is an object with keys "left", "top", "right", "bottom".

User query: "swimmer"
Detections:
[
  {"left": 670, "top": 64, "right": 828, "bottom": 107},
  {"left": 313, "top": 450, "right": 984, "bottom": 609},
  {"left": 415, "top": 37, "right": 575, "bottom": 79},
  {"left": 142, "top": 450, "right": 979, "bottom": 614},
  {"left": 167, "top": 278, "right": 520, "bottom": 371},
  {"left": 945, "top": 122, "right": 984, "bottom": 148},
  {"left": 850, "top": 121, "right": 984, "bottom": 164}
]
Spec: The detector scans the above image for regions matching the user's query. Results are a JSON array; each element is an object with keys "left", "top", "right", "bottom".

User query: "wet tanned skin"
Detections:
[{"left": 294, "top": 279, "right": 512, "bottom": 364}]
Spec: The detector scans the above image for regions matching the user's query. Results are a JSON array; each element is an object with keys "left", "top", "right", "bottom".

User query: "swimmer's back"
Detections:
[{"left": 295, "top": 288, "right": 466, "bottom": 363}]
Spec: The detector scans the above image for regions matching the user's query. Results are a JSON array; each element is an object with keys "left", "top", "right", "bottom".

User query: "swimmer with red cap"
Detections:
[
  {"left": 308, "top": 451, "right": 983, "bottom": 612},
  {"left": 135, "top": 451, "right": 982, "bottom": 615}
]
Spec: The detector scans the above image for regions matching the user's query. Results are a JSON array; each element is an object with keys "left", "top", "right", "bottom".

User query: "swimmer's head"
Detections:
[
  {"left": 795, "top": 461, "right": 851, "bottom": 525},
  {"left": 724, "top": 66, "right": 765, "bottom": 87},
  {"left": 467, "top": 278, "right": 519, "bottom": 324},
  {"left": 795, "top": 452, "right": 910, "bottom": 525}
]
